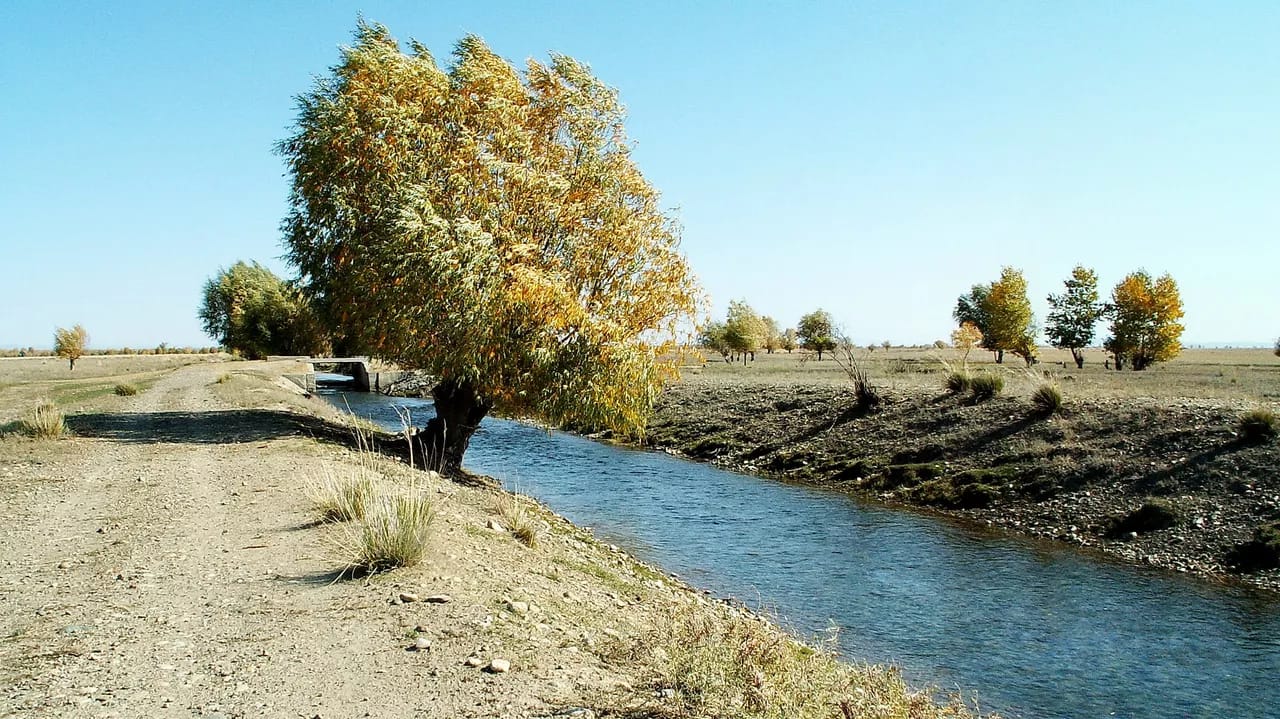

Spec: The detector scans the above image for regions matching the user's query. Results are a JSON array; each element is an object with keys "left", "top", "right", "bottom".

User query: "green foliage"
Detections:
[
  {"left": 278, "top": 23, "right": 700, "bottom": 470},
  {"left": 780, "top": 328, "right": 798, "bottom": 353},
  {"left": 1030, "top": 383, "right": 1063, "bottom": 415},
  {"left": 724, "top": 300, "right": 764, "bottom": 360},
  {"left": 1104, "top": 271, "right": 1185, "bottom": 371},
  {"left": 968, "top": 374, "right": 1004, "bottom": 401},
  {"left": 113, "top": 383, "right": 139, "bottom": 397},
  {"left": 953, "top": 285, "right": 992, "bottom": 350},
  {"left": 21, "top": 402, "right": 66, "bottom": 439},
  {"left": 199, "top": 261, "right": 328, "bottom": 360},
  {"left": 796, "top": 309, "right": 837, "bottom": 360},
  {"left": 1238, "top": 408, "right": 1277, "bottom": 443},
  {"left": 699, "top": 321, "right": 732, "bottom": 362},
  {"left": 760, "top": 316, "right": 782, "bottom": 353},
  {"left": 1046, "top": 265, "right": 1104, "bottom": 368},
  {"left": 54, "top": 325, "right": 88, "bottom": 370}
]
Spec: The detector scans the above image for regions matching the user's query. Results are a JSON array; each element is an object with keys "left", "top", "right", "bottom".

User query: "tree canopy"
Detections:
[
  {"left": 198, "top": 261, "right": 328, "bottom": 360},
  {"left": 955, "top": 268, "right": 1036, "bottom": 365},
  {"left": 278, "top": 23, "right": 700, "bottom": 471},
  {"left": 54, "top": 325, "right": 88, "bottom": 370},
  {"left": 1104, "top": 271, "right": 1184, "bottom": 370},
  {"left": 1046, "top": 265, "right": 1103, "bottom": 368},
  {"left": 797, "top": 309, "right": 837, "bottom": 360}
]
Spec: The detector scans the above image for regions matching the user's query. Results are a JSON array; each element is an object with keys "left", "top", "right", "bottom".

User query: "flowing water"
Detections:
[{"left": 324, "top": 390, "right": 1280, "bottom": 719}]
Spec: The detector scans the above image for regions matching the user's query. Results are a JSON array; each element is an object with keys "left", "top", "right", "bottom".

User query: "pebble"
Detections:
[
  {"left": 486, "top": 519, "right": 506, "bottom": 532},
  {"left": 464, "top": 656, "right": 484, "bottom": 667},
  {"left": 412, "top": 637, "right": 431, "bottom": 651},
  {"left": 399, "top": 592, "right": 420, "bottom": 603},
  {"left": 506, "top": 600, "right": 529, "bottom": 616},
  {"left": 424, "top": 594, "right": 451, "bottom": 604},
  {"left": 486, "top": 658, "right": 511, "bottom": 673}
]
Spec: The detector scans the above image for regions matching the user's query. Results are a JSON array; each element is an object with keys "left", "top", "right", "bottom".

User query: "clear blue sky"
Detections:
[{"left": 2, "top": 1, "right": 1277, "bottom": 349}]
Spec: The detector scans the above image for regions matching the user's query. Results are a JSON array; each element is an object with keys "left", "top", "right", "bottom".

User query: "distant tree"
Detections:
[
  {"left": 954, "top": 268, "right": 1036, "bottom": 365},
  {"left": 199, "top": 261, "right": 328, "bottom": 360},
  {"left": 881, "top": 340, "right": 892, "bottom": 351},
  {"left": 54, "top": 325, "right": 88, "bottom": 370},
  {"left": 797, "top": 309, "right": 838, "bottom": 360},
  {"left": 1274, "top": 337, "right": 1279, "bottom": 357},
  {"left": 950, "top": 322, "right": 984, "bottom": 363},
  {"left": 723, "top": 300, "right": 764, "bottom": 364},
  {"left": 781, "top": 328, "right": 798, "bottom": 353},
  {"left": 760, "top": 316, "right": 782, "bottom": 354},
  {"left": 699, "top": 321, "right": 732, "bottom": 363},
  {"left": 1104, "top": 271, "right": 1184, "bottom": 371},
  {"left": 953, "top": 284, "right": 996, "bottom": 359},
  {"left": 932, "top": 339, "right": 948, "bottom": 350},
  {"left": 1046, "top": 265, "right": 1104, "bottom": 369}
]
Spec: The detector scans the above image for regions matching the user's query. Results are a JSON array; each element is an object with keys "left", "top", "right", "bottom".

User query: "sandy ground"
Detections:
[{"left": 0, "top": 361, "right": 701, "bottom": 718}]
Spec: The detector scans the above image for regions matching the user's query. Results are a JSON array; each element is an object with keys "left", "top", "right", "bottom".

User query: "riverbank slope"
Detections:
[
  {"left": 645, "top": 349, "right": 1280, "bottom": 592},
  {"left": 1, "top": 358, "right": 984, "bottom": 718}
]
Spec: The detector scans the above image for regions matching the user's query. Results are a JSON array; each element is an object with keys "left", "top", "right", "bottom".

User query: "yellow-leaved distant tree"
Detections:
[
  {"left": 1104, "top": 271, "right": 1184, "bottom": 370},
  {"left": 279, "top": 23, "right": 701, "bottom": 473},
  {"left": 950, "top": 321, "right": 983, "bottom": 363},
  {"left": 980, "top": 267, "right": 1037, "bottom": 365},
  {"left": 54, "top": 325, "right": 88, "bottom": 370}
]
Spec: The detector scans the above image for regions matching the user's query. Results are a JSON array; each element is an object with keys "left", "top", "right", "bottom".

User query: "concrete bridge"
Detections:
[{"left": 272, "top": 356, "right": 374, "bottom": 392}]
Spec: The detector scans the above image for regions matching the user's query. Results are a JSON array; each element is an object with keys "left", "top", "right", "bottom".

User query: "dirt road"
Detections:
[{"left": 0, "top": 362, "right": 650, "bottom": 718}]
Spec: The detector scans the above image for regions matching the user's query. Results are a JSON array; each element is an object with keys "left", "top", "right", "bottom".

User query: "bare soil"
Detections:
[{"left": 644, "top": 350, "right": 1280, "bottom": 592}]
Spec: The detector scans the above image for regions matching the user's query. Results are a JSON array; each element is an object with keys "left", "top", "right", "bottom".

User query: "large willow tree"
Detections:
[{"left": 279, "top": 23, "right": 700, "bottom": 473}]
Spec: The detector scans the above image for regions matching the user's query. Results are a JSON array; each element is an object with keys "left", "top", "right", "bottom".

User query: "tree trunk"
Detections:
[
  {"left": 995, "top": 349, "right": 1004, "bottom": 364},
  {"left": 1072, "top": 349, "right": 1084, "bottom": 369},
  {"left": 68, "top": 358, "right": 75, "bottom": 370},
  {"left": 413, "top": 378, "right": 492, "bottom": 476}
]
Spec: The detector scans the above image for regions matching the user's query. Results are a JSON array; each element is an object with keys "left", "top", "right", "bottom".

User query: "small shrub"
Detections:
[
  {"left": 643, "top": 604, "right": 978, "bottom": 719},
  {"left": 215, "top": 372, "right": 233, "bottom": 384},
  {"left": 343, "top": 491, "right": 434, "bottom": 573},
  {"left": 494, "top": 492, "right": 541, "bottom": 548},
  {"left": 1227, "top": 521, "right": 1280, "bottom": 572},
  {"left": 1030, "top": 383, "right": 1063, "bottom": 415},
  {"left": 1238, "top": 409, "right": 1277, "bottom": 443},
  {"left": 968, "top": 374, "right": 1004, "bottom": 401},
  {"left": 114, "top": 383, "right": 139, "bottom": 397},
  {"left": 21, "top": 402, "right": 66, "bottom": 439},
  {"left": 1106, "top": 498, "right": 1177, "bottom": 537},
  {"left": 944, "top": 371, "right": 971, "bottom": 395}
]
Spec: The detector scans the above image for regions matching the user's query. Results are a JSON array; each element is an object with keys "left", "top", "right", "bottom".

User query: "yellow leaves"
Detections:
[{"left": 1107, "top": 271, "right": 1185, "bottom": 369}]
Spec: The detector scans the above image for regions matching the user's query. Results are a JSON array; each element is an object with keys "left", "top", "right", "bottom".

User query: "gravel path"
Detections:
[{"left": 0, "top": 362, "right": 656, "bottom": 718}]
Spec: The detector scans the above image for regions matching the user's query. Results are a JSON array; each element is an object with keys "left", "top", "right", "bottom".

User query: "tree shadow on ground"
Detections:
[
  {"left": 67, "top": 408, "right": 351, "bottom": 445},
  {"left": 1132, "top": 440, "right": 1247, "bottom": 494}
]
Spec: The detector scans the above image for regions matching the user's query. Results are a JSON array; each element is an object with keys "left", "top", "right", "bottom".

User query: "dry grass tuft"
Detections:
[
  {"left": 944, "top": 371, "right": 971, "bottom": 395},
  {"left": 1030, "top": 383, "right": 1063, "bottom": 415},
  {"left": 968, "top": 374, "right": 1004, "bottom": 401},
  {"left": 1238, "top": 408, "right": 1277, "bottom": 443},
  {"left": 340, "top": 490, "right": 435, "bottom": 573},
  {"left": 215, "top": 372, "right": 233, "bottom": 384},
  {"left": 21, "top": 402, "right": 66, "bottom": 439},
  {"left": 114, "top": 382, "right": 139, "bottom": 396},
  {"left": 306, "top": 462, "right": 377, "bottom": 522},
  {"left": 643, "top": 604, "right": 984, "bottom": 719},
  {"left": 494, "top": 492, "right": 542, "bottom": 548}
]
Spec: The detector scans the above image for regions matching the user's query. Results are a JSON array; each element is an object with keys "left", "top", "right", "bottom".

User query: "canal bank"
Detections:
[{"left": 327, "top": 388, "right": 1280, "bottom": 719}]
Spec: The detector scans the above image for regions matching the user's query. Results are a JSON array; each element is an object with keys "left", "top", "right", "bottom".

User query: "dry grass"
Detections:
[
  {"left": 1030, "top": 383, "right": 1063, "bottom": 415},
  {"left": 113, "top": 382, "right": 139, "bottom": 396},
  {"left": 493, "top": 491, "right": 542, "bottom": 547},
  {"left": 642, "top": 604, "right": 985, "bottom": 719},
  {"left": 968, "top": 374, "right": 1004, "bottom": 402},
  {"left": 339, "top": 489, "right": 435, "bottom": 573},
  {"left": 676, "top": 346, "right": 1280, "bottom": 403},
  {"left": 20, "top": 402, "right": 66, "bottom": 439},
  {"left": 306, "top": 461, "right": 377, "bottom": 521},
  {"left": 1238, "top": 408, "right": 1277, "bottom": 443}
]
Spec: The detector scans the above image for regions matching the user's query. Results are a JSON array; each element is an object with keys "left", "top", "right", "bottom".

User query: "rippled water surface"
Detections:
[{"left": 326, "top": 391, "right": 1280, "bottom": 719}]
